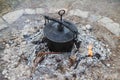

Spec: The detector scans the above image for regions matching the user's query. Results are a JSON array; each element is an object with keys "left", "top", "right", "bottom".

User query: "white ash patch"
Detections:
[
  {"left": 21, "top": 24, "right": 40, "bottom": 37},
  {"left": 1, "top": 14, "right": 111, "bottom": 80}
]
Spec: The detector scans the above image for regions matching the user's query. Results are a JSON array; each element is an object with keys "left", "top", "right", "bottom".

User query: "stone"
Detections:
[
  {"left": 2, "top": 10, "right": 24, "bottom": 24},
  {"left": 5, "top": 44, "right": 10, "bottom": 48},
  {"left": 106, "top": 23, "right": 120, "bottom": 36},
  {"left": 86, "top": 24, "right": 93, "bottom": 30},
  {"left": 0, "top": 24, "right": 8, "bottom": 30},
  {"left": 98, "top": 17, "right": 120, "bottom": 36},
  {"left": 0, "top": 18, "right": 4, "bottom": 24},
  {"left": 106, "top": 64, "right": 110, "bottom": 67},
  {"left": 82, "top": 26, "right": 87, "bottom": 31},
  {"left": 0, "top": 18, "right": 8, "bottom": 30},
  {"left": 88, "top": 14, "right": 102, "bottom": 22},
  {"left": 2, "top": 54, "right": 11, "bottom": 62},
  {"left": 68, "top": 9, "right": 89, "bottom": 18},
  {"left": 35, "top": 8, "right": 45, "bottom": 14},
  {"left": 118, "top": 45, "right": 120, "bottom": 48},
  {"left": 24, "top": 8, "right": 36, "bottom": 14},
  {"left": 0, "top": 43, "right": 5, "bottom": 50},
  {"left": 2, "top": 69, "right": 7, "bottom": 75},
  {"left": 49, "top": 8, "right": 68, "bottom": 13},
  {"left": 98, "top": 17, "right": 114, "bottom": 24},
  {"left": 21, "top": 41, "right": 27, "bottom": 45},
  {"left": 24, "top": 19, "right": 30, "bottom": 23}
]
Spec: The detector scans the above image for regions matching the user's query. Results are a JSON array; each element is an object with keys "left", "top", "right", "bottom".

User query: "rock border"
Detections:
[{"left": 0, "top": 8, "right": 120, "bottom": 36}]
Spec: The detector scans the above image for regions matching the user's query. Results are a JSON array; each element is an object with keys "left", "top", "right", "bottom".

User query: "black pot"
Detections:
[
  {"left": 43, "top": 10, "right": 79, "bottom": 52},
  {"left": 46, "top": 39, "right": 74, "bottom": 52}
]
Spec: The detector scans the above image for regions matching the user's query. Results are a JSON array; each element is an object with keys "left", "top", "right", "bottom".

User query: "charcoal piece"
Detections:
[
  {"left": 95, "top": 53, "right": 101, "bottom": 59},
  {"left": 75, "top": 41, "right": 81, "bottom": 49},
  {"left": 23, "top": 35, "right": 30, "bottom": 38},
  {"left": 42, "top": 37, "right": 48, "bottom": 43},
  {"left": 55, "top": 58, "right": 61, "bottom": 62},
  {"left": 72, "top": 73, "right": 76, "bottom": 78},
  {"left": 32, "top": 40, "right": 42, "bottom": 45}
]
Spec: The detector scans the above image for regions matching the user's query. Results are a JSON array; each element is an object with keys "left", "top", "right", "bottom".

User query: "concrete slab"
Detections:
[
  {"left": 105, "top": 23, "right": 120, "bottom": 36},
  {"left": 35, "top": 8, "right": 45, "bottom": 14},
  {"left": 49, "top": 8, "right": 68, "bottom": 13},
  {"left": 68, "top": 9, "right": 89, "bottom": 18},
  {"left": 0, "top": 24, "right": 8, "bottom": 31},
  {"left": 98, "top": 17, "right": 120, "bottom": 36},
  {"left": 24, "top": 8, "right": 36, "bottom": 14},
  {"left": 0, "top": 18, "right": 8, "bottom": 30},
  {"left": 2, "top": 10, "right": 24, "bottom": 24}
]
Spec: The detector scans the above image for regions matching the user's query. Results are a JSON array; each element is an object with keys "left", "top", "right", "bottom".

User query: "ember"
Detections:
[{"left": 88, "top": 43, "right": 93, "bottom": 57}]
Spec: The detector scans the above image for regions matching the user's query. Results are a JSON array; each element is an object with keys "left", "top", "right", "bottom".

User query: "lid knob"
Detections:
[
  {"left": 58, "top": 10, "right": 65, "bottom": 21},
  {"left": 57, "top": 10, "right": 65, "bottom": 31}
]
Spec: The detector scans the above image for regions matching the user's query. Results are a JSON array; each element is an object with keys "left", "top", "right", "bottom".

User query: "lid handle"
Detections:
[{"left": 58, "top": 10, "right": 65, "bottom": 21}]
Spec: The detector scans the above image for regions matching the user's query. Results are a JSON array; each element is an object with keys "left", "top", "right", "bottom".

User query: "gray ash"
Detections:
[{"left": 2, "top": 14, "right": 111, "bottom": 80}]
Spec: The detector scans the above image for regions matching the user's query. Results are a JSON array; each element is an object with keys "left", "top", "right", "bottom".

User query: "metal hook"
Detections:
[{"left": 44, "top": 15, "right": 50, "bottom": 25}]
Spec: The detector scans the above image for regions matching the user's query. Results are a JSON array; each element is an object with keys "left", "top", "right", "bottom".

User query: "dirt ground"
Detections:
[{"left": 0, "top": 0, "right": 120, "bottom": 80}]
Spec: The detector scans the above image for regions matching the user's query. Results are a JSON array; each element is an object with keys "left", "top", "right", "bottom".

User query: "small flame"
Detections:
[{"left": 88, "top": 44, "right": 93, "bottom": 57}]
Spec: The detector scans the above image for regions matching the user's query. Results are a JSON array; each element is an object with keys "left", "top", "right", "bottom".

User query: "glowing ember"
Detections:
[{"left": 88, "top": 43, "right": 93, "bottom": 57}]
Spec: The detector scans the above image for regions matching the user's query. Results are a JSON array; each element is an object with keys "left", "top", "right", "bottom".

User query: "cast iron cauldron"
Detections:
[{"left": 43, "top": 10, "right": 80, "bottom": 52}]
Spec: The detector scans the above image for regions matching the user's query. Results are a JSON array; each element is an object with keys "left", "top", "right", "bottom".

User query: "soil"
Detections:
[{"left": 0, "top": 0, "right": 120, "bottom": 80}]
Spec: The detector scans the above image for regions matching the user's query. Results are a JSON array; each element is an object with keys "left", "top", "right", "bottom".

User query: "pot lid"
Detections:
[
  {"left": 44, "top": 20, "right": 78, "bottom": 43},
  {"left": 43, "top": 10, "right": 78, "bottom": 43}
]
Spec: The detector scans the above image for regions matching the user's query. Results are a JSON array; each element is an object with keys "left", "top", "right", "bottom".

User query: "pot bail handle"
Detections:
[{"left": 58, "top": 10, "right": 65, "bottom": 21}]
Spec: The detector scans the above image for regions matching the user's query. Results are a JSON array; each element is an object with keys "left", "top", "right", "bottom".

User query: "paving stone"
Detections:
[
  {"left": 0, "top": 24, "right": 8, "bottom": 30},
  {"left": 86, "top": 24, "right": 92, "bottom": 29},
  {"left": 24, "top": 8, "right": 36, "bottom": 14},
  {"left": 49, "top": 8, "right": 68, "bottom": 13},
  {"left": 0, "top": 18, "right": 8, "bottom": 30},
  {"left": 98, "top": 17, "right": 114, "bottom": 25},
  {"left": 98, "top": 17, "right": 120, "bottom": 36},
  {"left": 68, "top": 9, "right": 89, "bottom": 18},
  {"left": 105, "top": 23, "right": 120, "bottom": 36},
  {"left": 88, "top": 14, "right": 102, "bottom": 22},
  {"left": 35, "top": 8, "right": 45, "bottom": 14},
  {"left": 2, "top": 10, "right": 24, "bottom": 24},
  {"left": 0, "top": 18, "right": 5, "bottom": 24}
]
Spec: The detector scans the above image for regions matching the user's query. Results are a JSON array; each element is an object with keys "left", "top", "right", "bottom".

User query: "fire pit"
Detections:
[{"left": 1, "top": 9, "right": 111, "bottom": 80}]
